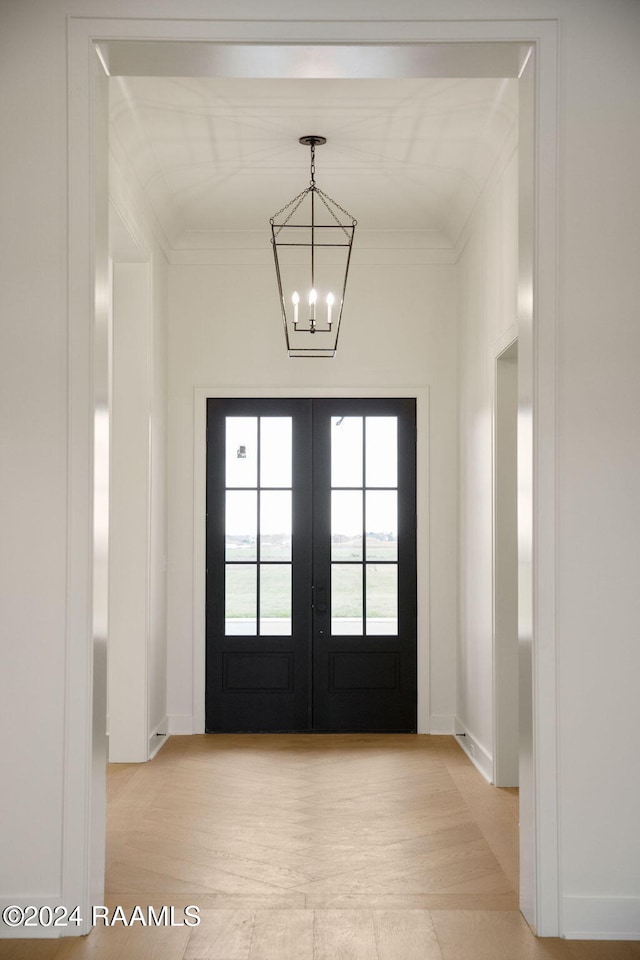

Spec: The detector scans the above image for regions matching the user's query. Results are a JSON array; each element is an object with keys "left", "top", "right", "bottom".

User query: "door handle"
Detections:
[{"left": 314, "top": 584, "right": 328, "bottom": 615}]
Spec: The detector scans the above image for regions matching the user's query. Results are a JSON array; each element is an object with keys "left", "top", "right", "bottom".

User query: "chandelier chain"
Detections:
[
  {"left": 315, "top": 187, "right": 358, "bottom": 234},
  {"left": 310, "top": 143, "right": 316, "bottom": 186},
  {"left": 270, "top": 187, "right": 311, "bottom": 235}
]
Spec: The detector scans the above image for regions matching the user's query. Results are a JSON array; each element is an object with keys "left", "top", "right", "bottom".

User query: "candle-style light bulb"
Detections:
[
  {"left": 292, "top": 291, "right": 300, "bottom": 326},
  {"left": 326, "top": 292, "right": 335, "bottom": 325},
  {"left": 309, "top": 289, "right": 317, "bottom": 322}
]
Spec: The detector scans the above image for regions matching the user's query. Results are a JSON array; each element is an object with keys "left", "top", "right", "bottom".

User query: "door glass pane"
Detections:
[
  {"left": 260, "top": 417, "right": 292, "bottom": 488},
  {"left": 365, "top": 490, "right": 397, "bottom": 561},
  {"left": 365, "top": 417, "right": 397, "bottom": 487},
  {"left": 226, "top": 417, "right": 257, "bottom": 487},
  {"left": 225, "top": 564, "right": 257, "bottom": 635},
  {"left": 260, "top": 564, "right": 291, "bottom": 635},
  {"left": 225, "top": 490, "right": 257, "bottom": 561},
  {"left": 331, "top": 416, "right": 363, "bottom": 487},
  {"left": 260, "top": 490, "right": 292, "bottom": 560},
  {"left": 331, "top": 490, "right": 363, "bottom": 561},
  {"left": 331, "top": 563, "right": 363, "bottom": 635},
  {"left": 366, "top": 563, "right": 398, "bottom": 635}
]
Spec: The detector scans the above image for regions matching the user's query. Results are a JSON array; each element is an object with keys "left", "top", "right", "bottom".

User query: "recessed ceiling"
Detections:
[{"left": 109, "top": 75, "right": 517, "bottom": 252}]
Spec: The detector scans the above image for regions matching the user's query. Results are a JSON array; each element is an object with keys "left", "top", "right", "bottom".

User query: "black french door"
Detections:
[{"left": 205, "top": 397, "right": 416, "bottom": 733}]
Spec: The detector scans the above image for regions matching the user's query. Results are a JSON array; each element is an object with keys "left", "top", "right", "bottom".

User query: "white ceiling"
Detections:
[{"left": 109, "top": 75, "right": 517, "bottom": 252}]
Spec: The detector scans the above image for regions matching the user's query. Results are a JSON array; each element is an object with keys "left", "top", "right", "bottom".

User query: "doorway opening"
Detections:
[{"left": 67, "top": 18, "right": 560, "bottom": 936}]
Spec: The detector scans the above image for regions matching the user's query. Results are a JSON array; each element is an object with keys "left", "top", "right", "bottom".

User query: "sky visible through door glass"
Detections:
[{"left": 225, "top": 416, "right": 397, "bottom": 537}]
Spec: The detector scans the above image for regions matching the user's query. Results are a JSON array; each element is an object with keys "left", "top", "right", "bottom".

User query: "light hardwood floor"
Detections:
[{"left": 2, "top": 735, "right": 639, "bottom": 959}]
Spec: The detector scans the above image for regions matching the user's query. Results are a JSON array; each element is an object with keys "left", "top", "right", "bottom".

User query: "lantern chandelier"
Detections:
[{"left": 270, "top": 136, "right": 357, "bottom": 358}]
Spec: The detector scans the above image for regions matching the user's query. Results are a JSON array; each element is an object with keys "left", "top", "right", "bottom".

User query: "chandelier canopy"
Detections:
[{"left": 270, "top": 136, "right": 357, "bottom": 358}]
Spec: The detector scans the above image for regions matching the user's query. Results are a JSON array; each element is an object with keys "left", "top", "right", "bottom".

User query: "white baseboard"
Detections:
[
  {"left": 168, "top": 714, "right": 193, "bottom": 735},
  {"left": 454, "top": 718, "right": 493, "bottom": 783},
  {"left": 562, "top": 897, "right": 640, "bottom": 940},
  {"left": 148, "top": 717, "right": 169, "bottom": 759},
  {"left": 429, "top": 714, "right": 455, "bottom": 734},
  {"left": 0, "top": 898, "right": 78, "bottom": 939}
]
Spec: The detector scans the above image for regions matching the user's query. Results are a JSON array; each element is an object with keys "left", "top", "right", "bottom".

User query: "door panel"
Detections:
[
  {"left": 311, "top": 398, "right": 417, "bottom": 732},
  {"left": 206, "top": 397, "right": 416, "bottom": 733},
  {"left": 206, "top": 398, "right": 312, "bottom": 732}
]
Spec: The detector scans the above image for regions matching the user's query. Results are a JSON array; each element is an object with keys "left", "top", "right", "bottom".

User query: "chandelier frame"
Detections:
[{"left": 270, "top": 136, "right": 357, "bottom": 358}]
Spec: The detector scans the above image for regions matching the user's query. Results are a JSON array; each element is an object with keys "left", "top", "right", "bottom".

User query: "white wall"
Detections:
[
  {"left": 166, "top": 257, "right": 459, "bottom": 734},
  {"left": 108, "top": 117, "right": 170, "bottom": 760},
  {"left": 554, "top": 2, "right": 640, "bottom": 936},
  {"left": 494, "top": 344, "right": 519, "bottom": 788},
  {"left": 2, "top": 0, "right": 640, "bottom": 942},
  {"left": 148, "top": 260, "right": 169, "bottom": 749},
  {"left": 456, "top": 149, "right": 519, "bottom": 773},
  {"left": 0, "top": 0, "right": 69, "bottom": 906},
  {"left": 109, "top": 260, "right": 152, "bottom": 761}
]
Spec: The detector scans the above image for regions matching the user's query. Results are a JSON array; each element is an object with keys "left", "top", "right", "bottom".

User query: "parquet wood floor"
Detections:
[{"left": 2, "top": 735, "right": 639, "bottom": 959}]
